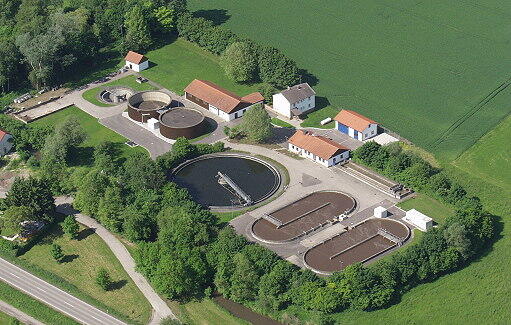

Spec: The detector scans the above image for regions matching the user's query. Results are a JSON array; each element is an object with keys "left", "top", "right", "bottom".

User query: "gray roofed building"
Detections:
[{"left": 280, "top": 83, "right": 316, "bottom": 104}]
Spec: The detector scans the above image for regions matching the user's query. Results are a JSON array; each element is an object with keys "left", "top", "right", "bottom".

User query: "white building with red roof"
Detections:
[
  {"left": 0, "top": 130, "right": 13, "bottom": 156},
  {"left": 125, "top": 51, "right": 149, "bottom": 72},
  {"left": 184, "top": 79, "right": 264, "bottom": 121},
  {"left": 288, "top": 130, "right": 350, "bottom": 167},
  {"left": 333, "top": 109, "right": 378, "bottom": 141}
]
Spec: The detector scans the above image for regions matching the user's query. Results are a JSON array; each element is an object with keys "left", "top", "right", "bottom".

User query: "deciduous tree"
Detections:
[
  {"left": 240, "top": 106, "right": 272, "bottom": 143},
  {"left": 5, "top": 177, "right": 55, "bottom": 220},
  {"left": 220, "top": 42, "right": 257, "bottom": 82},
  {"left": 51, "top": 243, "right": 64, "bottom": 263},
  {"left": 62, "top": 215, "right": 79, "bottom": 239},
  {"left": 123, "top": 5, "right": 152, "bottom": 53}
]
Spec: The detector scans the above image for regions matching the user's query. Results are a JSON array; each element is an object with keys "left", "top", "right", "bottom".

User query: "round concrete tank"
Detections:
[
  {"left": 127, "top": 91, "right": 172, "bottom": 122},
  {"left": 159, "top": 107, "right": 206, "bottom": 139}
]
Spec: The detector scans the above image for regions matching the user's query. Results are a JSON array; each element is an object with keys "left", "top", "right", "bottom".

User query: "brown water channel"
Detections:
[{"left": 213, "top": 295, "right": 282, "bottom": 325}]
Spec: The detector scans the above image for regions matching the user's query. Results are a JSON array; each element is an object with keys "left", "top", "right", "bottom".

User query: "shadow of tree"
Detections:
[
  {"left": 109, "top": 279, "right": 127, "bottom": 291},
  {"left": 61, "top": 254, "right": 79, "bottom": 263},
  {"left": 193, "top": 9, "right": 231, "bottom": 26},
  {"left": 77, "top": 228, "right": 96, "bottom": 241},
  {"left": 299, "top": 68, "right": 319, "bottom": 87},
  {"left": 68, "top": 146, "right": 94, "bottom": 167},
  {"left": 268, "top": 127, "right": 296, "bottom": 145}
]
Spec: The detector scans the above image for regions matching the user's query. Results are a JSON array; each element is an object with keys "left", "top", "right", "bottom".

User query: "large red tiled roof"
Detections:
[
  {"left": 333, "top": 110, "right": 377, "bottom": 132},
  {"left": 184, "top": 79, "right": 263, "bottom": 113},
  {"left": 125, "top": 51, "right": 148, "bottom": 64},
  {"left": 288, "top": 130, "right": 349, "bottom": 160}
]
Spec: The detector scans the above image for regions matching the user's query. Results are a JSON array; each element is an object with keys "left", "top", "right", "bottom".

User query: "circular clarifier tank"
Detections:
[{"left": 171, "top": 154, "right": 282, "bottom": 209}]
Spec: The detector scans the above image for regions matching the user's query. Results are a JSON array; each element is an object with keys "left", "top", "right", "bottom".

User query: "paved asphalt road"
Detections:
[{"left": 0, "top": 258, "right": 126, "bottom": 325}]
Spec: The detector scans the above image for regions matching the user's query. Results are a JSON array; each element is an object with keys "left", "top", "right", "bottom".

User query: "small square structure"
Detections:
[
  {"left": 403, "top": 209, "right": 433, "bottom": 232},
  {"left": 373, "top": 206, "right": 388, "bottom": 218},
  {"left": 147, "top": 118, "right": 159, "bottom": 130},
  {"left": 125, "top": 51, "right": 149, "bottom": 72}
]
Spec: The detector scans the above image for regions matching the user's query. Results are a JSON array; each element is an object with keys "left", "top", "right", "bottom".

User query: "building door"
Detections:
[
  {"left": 353, "top": 130, "right": 358, "bottom": 139},
  {"left": 337, "top": 123, "right": 349, "bottom": 134}
]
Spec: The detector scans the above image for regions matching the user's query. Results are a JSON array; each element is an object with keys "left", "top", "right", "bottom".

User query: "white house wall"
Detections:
[
  {"left": 210, "top": 102, "right": 262, "bottom": 122},
  {"left": 362, "top": 123, "right": 378, "bottom": 140},
  {"left": 272, "top": 94, "right": 315, "bottom": 118},
  {"left": 292, "top": 95, "right": 315, "bottom": 115},
  {"left": 272, "top": 93, "right": 292, "bottom": 118},
  {"left": 126, "top": 60, "right": 149, "bottom": 72}
]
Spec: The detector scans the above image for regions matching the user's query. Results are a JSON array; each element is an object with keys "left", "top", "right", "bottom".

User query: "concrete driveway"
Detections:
[{"left": 100, "top": 114, "right": 172, "bottom": 158}]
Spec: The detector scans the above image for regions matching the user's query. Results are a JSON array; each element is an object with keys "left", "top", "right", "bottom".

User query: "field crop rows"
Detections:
[{"left": 189, "top": 0, "right": 511, "bottom": 161}]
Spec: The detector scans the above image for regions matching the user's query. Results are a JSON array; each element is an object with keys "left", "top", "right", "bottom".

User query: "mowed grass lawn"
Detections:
[
  {"left": 33, "top": 105, "right": 146, "bottom": 163},
  {"left": 19, "top": 223, "right": 152, "bottom": 324},
  {"left": 140, "top": 38, "right": 263, "bottom": 96},
  {"left": 398, "top": 194, "right": 454, "bottom": 225},
  {"left": 82, "top": 75, "right": 158, "bottom": 107},
  {"left": 453, "top": 114, "right": 511, "bottom": 192},
  {"left": 189, "top": 0, "right": 511, "bottom": 160}
]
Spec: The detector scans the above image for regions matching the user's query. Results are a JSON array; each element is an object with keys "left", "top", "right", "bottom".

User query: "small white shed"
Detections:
[
  {"left": 147, "top": 118, "right": 159, "bottom": 130},
  {"left": 403, "top": 209, "right": 433, "bottom": 232},
  {"left": 374, "top": 206, "right": 388, "bottom": 218},
  {"left": 125, "top": 51, "right": 149, "bottom": 72}
]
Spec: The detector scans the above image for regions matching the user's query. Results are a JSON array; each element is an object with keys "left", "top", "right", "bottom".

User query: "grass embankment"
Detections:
[
  {"left": 18, "top": 222, "right": 152, "bottom": 324},
  {"left": 169, "top": 299, "right": 246, "bottom": 325},
  {"left": 82, "top": 75, "right": 158, "bottom": 107},
  {"left": 189, "top": 0, "right": 511, "bottom": 160},
  {"left": 270, "top": 117, "right": 294, "bottom": 128},
  {"left": 141, "top": 38, "right": 263, "bottom": 96},
  {"left": 0, "top": 280, "right": 78, "bottom": 324},
  {"left": 33, "top": 105, "right": 146, "bottom": 164}
]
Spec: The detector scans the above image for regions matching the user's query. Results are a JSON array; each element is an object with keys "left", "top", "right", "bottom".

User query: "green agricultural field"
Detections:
[
  {"left": 33, "top": 105, "right": 146, "bottom": 163},
  {"left": 189, "top": 0, "right": 511, "bottom": 161},
  {"left": 82, "top": 75, "right": 158, "bottom": 107},
  {"left": 20, "top": 222, "right": 152, "bottom": 324},
  {"left": 453, "top": 114, "right": 511, "bottom": 192},
  {"left": 140, "top": 38, "right": 263, "bottom": 96}
]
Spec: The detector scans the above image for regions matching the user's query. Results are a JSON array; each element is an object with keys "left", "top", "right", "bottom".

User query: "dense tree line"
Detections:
[
  {"left": 0, "top": 0, "right": 187, "bottom": 93},
  {"left": 176, "top": 13, "right": 301, "bottom": 88}
]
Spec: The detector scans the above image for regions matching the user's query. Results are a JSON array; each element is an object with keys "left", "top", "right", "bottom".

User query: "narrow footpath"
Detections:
[{"left": 55, "top": 196, "right": 177, "bottom": 324}]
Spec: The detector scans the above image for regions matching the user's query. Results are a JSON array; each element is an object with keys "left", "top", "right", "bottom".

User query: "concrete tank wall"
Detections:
[{"left": 127, "top": 91, "right": 172, "bottom": 122}]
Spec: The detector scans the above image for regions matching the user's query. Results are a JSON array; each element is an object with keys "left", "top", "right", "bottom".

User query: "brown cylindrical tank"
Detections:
[
  {"left": 159, "top": 107, "right": 206, "bottom": 139},
  {"left": 127, "top": 91, "right": 172, "bottom": 122}
]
